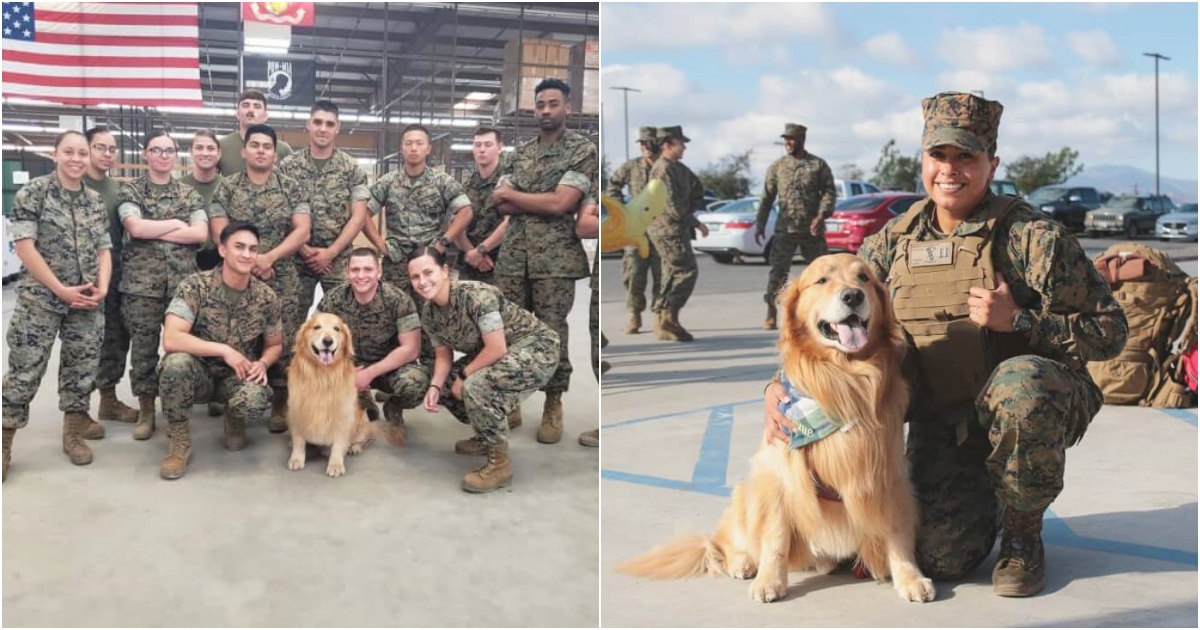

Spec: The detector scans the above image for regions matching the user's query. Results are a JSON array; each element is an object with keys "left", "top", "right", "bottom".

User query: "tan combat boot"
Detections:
[
  {"left": 625, "top": 312, "right": 642, "bottom": 334},
  {"left": 159, "top": 421, "right": 192, "bottom": 480},
  {"left": 223, "top": 412, "right": 246, "bottom": 451},
  {"left": 80, "top": 411, "right": 105, "bottom": 440},
  {"left": 461, "top": 440, "right": 513, "bottom": 493},
  {"left": 267, "top": 387, "right": 288, "bottom": 433},
  {"left": 537, "top": 392, "right": 564, "bottom": 444},
  {"left": 764, "top": 303, "right": 778, "bottom": 330},
  {"left": 507, "top": 407, "right": 522, "bottom": 430},
  {"left": 133, "top": 394, "right": 156, "bottom": 440},
  {"left": 3, "top": 428, "right": 15, "bottom": 482},
  {"left": 655, "top": 310, "right": 680, "bottom": 341},
  {"left": 454, "top": 436, "right": 488, "bottom": 456},
  {"left": 993, "top": 507, "right": 1046, "bottom": 597},
  {"left": 578, "top": 428, "right": 599, "bottom": 447},
  {"left": 660, "top": 310, "right": 694, "bottom": 342},
  {"left": 98, "top": 387, "right": 138, "bottom": 422},
  {"left": 62, "top": 412, "right": 94, "bottom": 465}
]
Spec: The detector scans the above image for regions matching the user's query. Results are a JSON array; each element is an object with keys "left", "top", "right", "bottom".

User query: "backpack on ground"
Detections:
[{"left": 1086, "top": 242, "right": 1196, "bottom": 408}]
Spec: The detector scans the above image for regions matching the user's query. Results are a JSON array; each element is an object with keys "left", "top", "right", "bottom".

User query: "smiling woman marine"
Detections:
[{"left": 408, "top": 246, "right": 559, "bottom": 494}]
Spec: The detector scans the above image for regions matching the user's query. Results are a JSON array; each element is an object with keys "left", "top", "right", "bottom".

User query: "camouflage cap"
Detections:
[
  {"left": 657, "top": 125, "right": 691, "bottom": 143},
  {"left": 921, "top": 91, "right": 1003, "bottom": 154},
  {"left": 781, "top": 123, "right": 807, "bottom": 138},
  {"left": 637, "top": 126, "right": 658, "bottom": 143}
]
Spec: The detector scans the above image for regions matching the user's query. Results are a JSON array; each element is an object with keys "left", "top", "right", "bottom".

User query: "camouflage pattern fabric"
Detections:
[
  {"left": 457, "top": 265, "right": 495, "bottom": 286},
  {"left": 368, "top": 364, "right": 431, "bottom": 410},
  {"left": 84, "top": 174, "right": 131, "bottom": 391},
  {"left": 645, "top": 157, "right": 704, "bottom": 313},
  {"left": 494, "top": 131, "right": 594, "bottom": 280},
  {"left": 158, "top": 352, "right": 272, "bottom": 425},
  {"left": 209, "top": 171, "right": 309, "bottom": 386},
  {"left": 423, "top": 281, "right": 551, "bottom": 358},
  {"left": 2, "top": 301, "right": 103, "bottom": 428},
  {"left": 278, "top": 147, "right": 370, "bottom": 295},
  {"left": 9, "top": 173, "right": 112, "bottom": 315},
  {"left": 495, "top": 276, "right": 576, "bottom": 393},
  {"left": 369, "top": 167, "right": 470, "bottom": 266},
  {"left": 605, "top": 156, "right": 655, "bottom": 199},
  {"left": 116, "top": 176, "right": 205, "bottom": 299},
  {"left": 164, "top": 268, "right": 283, "bottom": 375},
  {"left": 316, "top": 282, "right": 422, "bottom": 365},
  {"left": 216, "top": 131, "right": 293, "bottom": 177},
  {"left": 921, "top": 91, "right": 1004, "bottom": 154},
  {"left": 121, "top": 294, "right": 171, "bottom": 397},
  {"left": 764, "top": 232, "right": 829, "bottom": 305},
  {"left": 647, "top": 231, "right": 698, "bottom": 314},
  {"left": 462, "top": 156, "right": 511, "bottom": 254},
  {"left": 622, "top": 242, "right": 661, "bottom": 315},
  {"left": 180, "top": 173, "right": 224, "bottom": 271},
  {"left": 756, "top": 153, "right": 836, "bottom": 235}
]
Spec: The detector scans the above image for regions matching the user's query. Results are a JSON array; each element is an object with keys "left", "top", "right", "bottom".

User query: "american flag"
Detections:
[{"left": 1, "top": 2, "right": 202, "bottom": 107}]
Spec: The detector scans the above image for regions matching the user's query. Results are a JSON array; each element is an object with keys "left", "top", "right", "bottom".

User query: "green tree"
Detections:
[
  {"left": 870, "top": 139, "right": 922, "bottom": 191},
  {"left": 837, "top": 163, "right": 864, "bottom": 181},
  {"left": 697, "top": 149, "right": 755, "bottom": 200},
  {"left": 1003, "top": 147, "right": 1084, "bottom": 195}
]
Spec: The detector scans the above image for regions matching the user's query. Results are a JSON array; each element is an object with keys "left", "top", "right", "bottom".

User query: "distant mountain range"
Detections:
[{"left": 1061, "top": 164, "right": 1197, "bottom": 203}]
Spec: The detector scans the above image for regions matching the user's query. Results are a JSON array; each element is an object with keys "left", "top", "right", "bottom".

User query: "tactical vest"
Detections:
[{"left": 887, "top": 196, "right": 1031, "bottom": 427}]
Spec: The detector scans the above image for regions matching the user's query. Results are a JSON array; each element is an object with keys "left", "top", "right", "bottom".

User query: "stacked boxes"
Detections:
[
  {"left": 570, "top": 39, "right": 599, "bottom": 115},
  {"left": 500, "top": 38, "right": 571, "bottom": 114}
]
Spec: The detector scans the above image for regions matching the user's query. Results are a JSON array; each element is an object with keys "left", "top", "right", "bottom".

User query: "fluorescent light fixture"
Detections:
[
  {"left": 355, "top": 158, "right": 377, "bottom": 166},
  {"left": 450, "top": 144, "right": 473, "bottom": 152},
  {"left": 2, "top": 143, "right": 53, "bottom": 151},
  {"left": 453, "top": 103, "right": 480, "bottom": 110},
  {"left": 1, "top": 123, "right": 64, "bottom": 134},
  {"left": 464, "top": 92, "right": 496, "bottom": 100}
]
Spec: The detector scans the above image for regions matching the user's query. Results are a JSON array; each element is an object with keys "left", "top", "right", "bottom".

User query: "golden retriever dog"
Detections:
[
  {"left": 618, "top": 254, "right": 935, "bottom": 604},
  {"left": 287, "top": 312, "right": 376, "bottom": 477}
]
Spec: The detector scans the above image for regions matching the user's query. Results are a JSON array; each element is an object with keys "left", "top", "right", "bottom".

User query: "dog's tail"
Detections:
[
  {"left": 376, "top": 422, "right": 405, "bottom": 448},
  {"left": 616, "top": 534, "right": 725, "bottom": 580}
]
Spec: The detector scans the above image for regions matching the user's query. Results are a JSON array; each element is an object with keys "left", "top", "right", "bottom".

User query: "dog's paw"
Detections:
[
  {"left": 326, "top": 461, "right": 346, "bottom": 477},
  {"left": 348, "top": 442, "right": 364, "bottom": 455},
  {"left": 726, "top": 554, "right": 757, "bottom": 580},
  {"left": 749, "top": 576, "right": 787, "bottom": 603},
  {"left": 812, "top": 556, "right": 839, "bottom": 575},
  {"left": 287, "top": 456, "right": 305, "bottom": 471},
  {"left": 895, "top": 576, "right": 936, "bottom": 603}
]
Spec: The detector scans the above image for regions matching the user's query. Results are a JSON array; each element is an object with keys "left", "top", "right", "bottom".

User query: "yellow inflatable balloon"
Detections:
[{"left": 601, "top": 178, "right": 667, "bottom": 258}]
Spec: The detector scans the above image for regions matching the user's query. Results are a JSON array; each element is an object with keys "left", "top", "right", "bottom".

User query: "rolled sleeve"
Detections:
[
  {"left": 291, "top": 200, "right": 311, "bottom": 216},
  {"left": 558, "top": 171, "right": 591, "bottom": 195},
  {"left": 166, "top": 296, "right": 196, "bottom": 324},
  {"left": 117, "top": 201, "right": 144, "bottom": 222},
  {"left": 368, "top": 181, "right": 388, "bottom": 216},
  {"left": 189, "top": 210, "right": 209, "bottom": 225},
  {"left": 10, "top": 220, "right": 38, "bottom": 241},
  {"left": 96, "top": 232, "right": 113, "bottom": 251},
  {"left": 350, "top": 183, "right": 371, "bottom": 203},
  {"left": 447, "top": 193, "right": 471, "bottom": 215},
  {"left": 477, "top": 311, "right": 504, "bottom": 335},
  {"left": 428, "top": 330, "right": 447, "bottom": 349},
  {"left": 397, "top": 313, "right": 421, "bottom": 334}
]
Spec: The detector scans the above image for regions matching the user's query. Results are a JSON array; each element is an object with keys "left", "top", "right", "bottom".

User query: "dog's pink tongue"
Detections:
[
  {"left": 319, "top": 350, "right": 334, "bottom": 365},
  {"left": 836, "top": 323, "right": 868, "bottom": 352}
]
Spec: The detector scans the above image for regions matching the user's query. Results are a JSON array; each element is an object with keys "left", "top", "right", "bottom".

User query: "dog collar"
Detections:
[{"left": 777, "top": 368, "right": 852, "bottom": 450}]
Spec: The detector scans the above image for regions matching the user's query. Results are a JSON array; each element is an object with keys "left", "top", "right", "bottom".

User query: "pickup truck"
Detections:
[{"left": 1026, "top": 185, "right": 1102, "bottom": 232}]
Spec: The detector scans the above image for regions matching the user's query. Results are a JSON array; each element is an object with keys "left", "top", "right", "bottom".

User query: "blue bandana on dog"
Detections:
[{"left": 778, "top": 368, "right": 852, "bottom": 450}]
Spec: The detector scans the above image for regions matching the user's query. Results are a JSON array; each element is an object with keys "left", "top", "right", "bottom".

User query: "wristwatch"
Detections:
[
  {"left": 1011, "top": 309, "right": 1033, "bottom": 334},
  {"left": 475, "top": 243, "right": 489, "bottom": 255}
]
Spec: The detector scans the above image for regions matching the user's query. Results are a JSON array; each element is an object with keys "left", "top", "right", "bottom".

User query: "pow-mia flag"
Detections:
[{"left": 244, "top": 57, "right": 315, "bottom": 106}]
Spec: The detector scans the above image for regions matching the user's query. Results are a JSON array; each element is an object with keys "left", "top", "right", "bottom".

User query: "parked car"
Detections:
[
  {"left": 693, "top": 197, "right": 781, "bottom": 264},
  {"left": 704, "top": 199, "right": 734, "bottom": 213},
  {"left": 990, "top": 180, "right": 1020, "bottom": 197},
  {"left": 1085, "top": 195, "right": 1176, "bottom": 238},
  {"left": 1156, "top": 202, "right": 1198, "bottom": 241},
  {"left": 1026, "top": 185, "right": 1102, "bottom": 232},
  {"left": 833, "top": 179, "right": 882, "bottom": 200},
  {"left": 825, "top": 193, "right": 925, "bottom": 254}
]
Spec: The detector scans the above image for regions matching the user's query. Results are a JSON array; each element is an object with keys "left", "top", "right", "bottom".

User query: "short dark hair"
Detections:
[
  {"left": 192, "top": 129, "right": 220, "bottom": 146},
  {"left": 311, "top": 100, "right": 339, "bottom": 117},
  {"left": 219, "top": 220, "right": 260, "bottom": 244},
  {"left": 237, "top": 90, "right": 267, "bottom": 107},
  {"left": 143, "top": 130, "right": 176, "bottom": 147},
  {"left": 407, "top": 245, "right": 447, "bottom": 268},
  {"left": 243, "top": 123, "right": 277, "bottom": 147},
  {"left": 84, "top": 126, "right": 112, "bottom": 143},
  {"left": 55, "top": 130, "right": 87, "bottom": 148},
  {"left": 473, "top": 126, "right": 502, "bottom": 144},
  {"left": 401, "top": 124, "right": 430, "bottom": 142},
  {"left": 535, "top": 78, "right": 570, "bottom": 98},
  {"left": 347, "top": 247, "right": 380, "bottom": 265}
]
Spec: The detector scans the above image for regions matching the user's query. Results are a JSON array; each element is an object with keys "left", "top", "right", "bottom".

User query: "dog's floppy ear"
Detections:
[{"left": 776, "top": 278, "right": 806, "bottom": 348}]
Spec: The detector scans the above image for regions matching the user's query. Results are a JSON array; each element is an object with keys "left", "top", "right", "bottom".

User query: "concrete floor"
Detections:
[
  {"left": 599, "top": 258, "right": 1198, "bottom": 627},
  {"left": 1, "top": 276, "right": 600, "bottom": 628}
]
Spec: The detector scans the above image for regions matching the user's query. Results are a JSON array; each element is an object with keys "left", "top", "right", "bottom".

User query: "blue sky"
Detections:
[{"left": 601, "top": 2, "right": 1198, "bottom": 188}]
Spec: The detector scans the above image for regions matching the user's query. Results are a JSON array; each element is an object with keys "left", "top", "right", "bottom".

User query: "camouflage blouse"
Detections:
[
  {"left": 208, "top": 171, "right": 310, "bottom": 254},
  {"left": 757, "top": 153, "right": 836, "bottom": 234},
  {"left": 421, "top": 280, "right": 549, "bottom": 356},
  {"left": 278, "top": 148, "right": 370, "bottom": 249},
  {"left": 166, "top": 268, "right": 283, "bottom": 366},
  {"left": 368, "top": 167, "right": 471, "bottom": 261},
  {"left": 115, "top": 177, "right": 207, "bottom": 299},
  {"left": 317, "top": 282, "right": 421, "bottom": 365}
]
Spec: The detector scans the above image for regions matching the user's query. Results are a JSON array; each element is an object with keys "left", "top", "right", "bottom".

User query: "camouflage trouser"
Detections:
[
  {"left": 95, "top": 266, "right": 130, "bottom": 390},
  {"left": 441, "top": 331, "right": 559, "bottom": 445},
  {"left": 457, "top": 264, "right": 495, "bottom": 286},
  {"left": 297, "top": 254, "right": 349, "bottom": 316},
  {"left": 382, "top": 249, "right": 416, "bottom": 294},
  {"left": 495, "top": 275, "right": 576, "bottom": 393},
  {"left": 908, "top": 355, "right": 1101, "bottom": 579},
  {"left": 647, "top": 230, "right": 698, "bottom": 314},
  {"left": 765, "top": 231, "right": 829, "bottom": 305},
  {"left": 622, "top": 242, "right": 661, "bottom": 315},
  {"left": 121, "top": 293, "right": 170, "bottom": 397},
  {"left": 365, "top": 362, "right": 431, "bottom": 409},
  {"left": 2, "top": 299, "right": 103, "bottom": 428},
  {"left": 263, "top": 262, "right": 304, "bottom": 388},
  {"left": 157, "top": 352, "right": 272, "bottom": 424}
]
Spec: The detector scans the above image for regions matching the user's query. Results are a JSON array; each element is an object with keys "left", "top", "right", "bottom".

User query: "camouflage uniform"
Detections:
[
  {"left": 116, "top": 177, "right": 207, "bottom": 397},
  {"left": 608, "top": 152, "right": 661, "bottom": 317},
  {"left": 646, "top": 152, "right": 704, "bottom": 315},
  {"left": 316, "top": 282, "right": 430, "bottom": 409},
  {"left": 159, "top": 268, "right": 282, "bottom": 426},
  {"left": 180, "top": 172, "right": 224, "bottom": 271},
  {"left": 368, "top": 167, "right": 471, "bottom": 294},
  {"left": 217, "top": 131, "right": 292, "bottom": 176},
  {"left": 757, "top": 124, "right": 836, "bottom": 306},
  {"left": 3, "top": 174, "right": 112, "bottom": 428},
  {"left": 83, "top": 173, "right": 130, "bottom": 393},
  {"left": 459, "top": 155, "right": 510, "bottom": 285},
  {"left": 858, "top": 193, "right": 1127, "bottom": 578},
  {"left": 422, "top": 281, "right": 559, "bottom": 445},
  {"left": 278, "top": 148, "right": 371, "bottom": 308},
  {"left": 495, "top": 130, "right": 594, "bottom": 393},
  {"left": 209, "top": 171, "right": 310, "bottom": 386}
]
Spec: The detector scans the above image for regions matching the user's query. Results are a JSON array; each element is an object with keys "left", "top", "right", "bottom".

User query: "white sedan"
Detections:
[{"left": 692, "top": 197, "right": 783, "bottom": 264}]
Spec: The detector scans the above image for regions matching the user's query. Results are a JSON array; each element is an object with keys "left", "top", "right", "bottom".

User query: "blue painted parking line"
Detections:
[
  {"left": 1155, "top": 408, "right": 1198, "bottom": 428},
  {"left": 692, "top": 405, "right": 735, "bottom": 488},
  {"left": 602, "top": 398, "right": 760, "bottom": 430}
]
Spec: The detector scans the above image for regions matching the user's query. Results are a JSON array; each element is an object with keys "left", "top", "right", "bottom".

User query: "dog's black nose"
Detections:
[
  {"left": 841, "top": 289, "right": 864, "bottom": 308},
  {"left": 321, "top": 337, "right": 334, "bottom": 348}
]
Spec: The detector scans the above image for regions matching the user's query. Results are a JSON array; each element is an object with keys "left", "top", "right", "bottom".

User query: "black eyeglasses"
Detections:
[{"left": 146, "top": 147, "right": 177, "bottom": 157}]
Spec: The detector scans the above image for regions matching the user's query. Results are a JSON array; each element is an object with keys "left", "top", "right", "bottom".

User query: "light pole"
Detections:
[
  {"left": 609, "top": 85, "right": 641, "bottom": 161},
  {"left": 1143, "top": 52, "right": 1170, "bottom": 200}
]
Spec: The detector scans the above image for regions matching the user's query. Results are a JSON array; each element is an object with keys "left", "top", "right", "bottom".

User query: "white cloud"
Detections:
[
  {"left": 935, "top": 71, "right": 1011, "bottom": 96},
  {"left": 939, "top": 23, "right": 1052, "bottom": 72},
  {"left": 864, "top": 32, "right": 920, "bottom": 70},
  {"left": 1067, "top": 30, "right": 1123, "bottom": 66},
  {"left": 600, "top": 3, "right": 850, "bottom": 51}
]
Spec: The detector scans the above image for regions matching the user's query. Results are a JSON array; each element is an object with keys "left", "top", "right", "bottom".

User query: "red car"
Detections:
[{"left": 824, "top": 193, "right": 925, "bottom": 253}]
